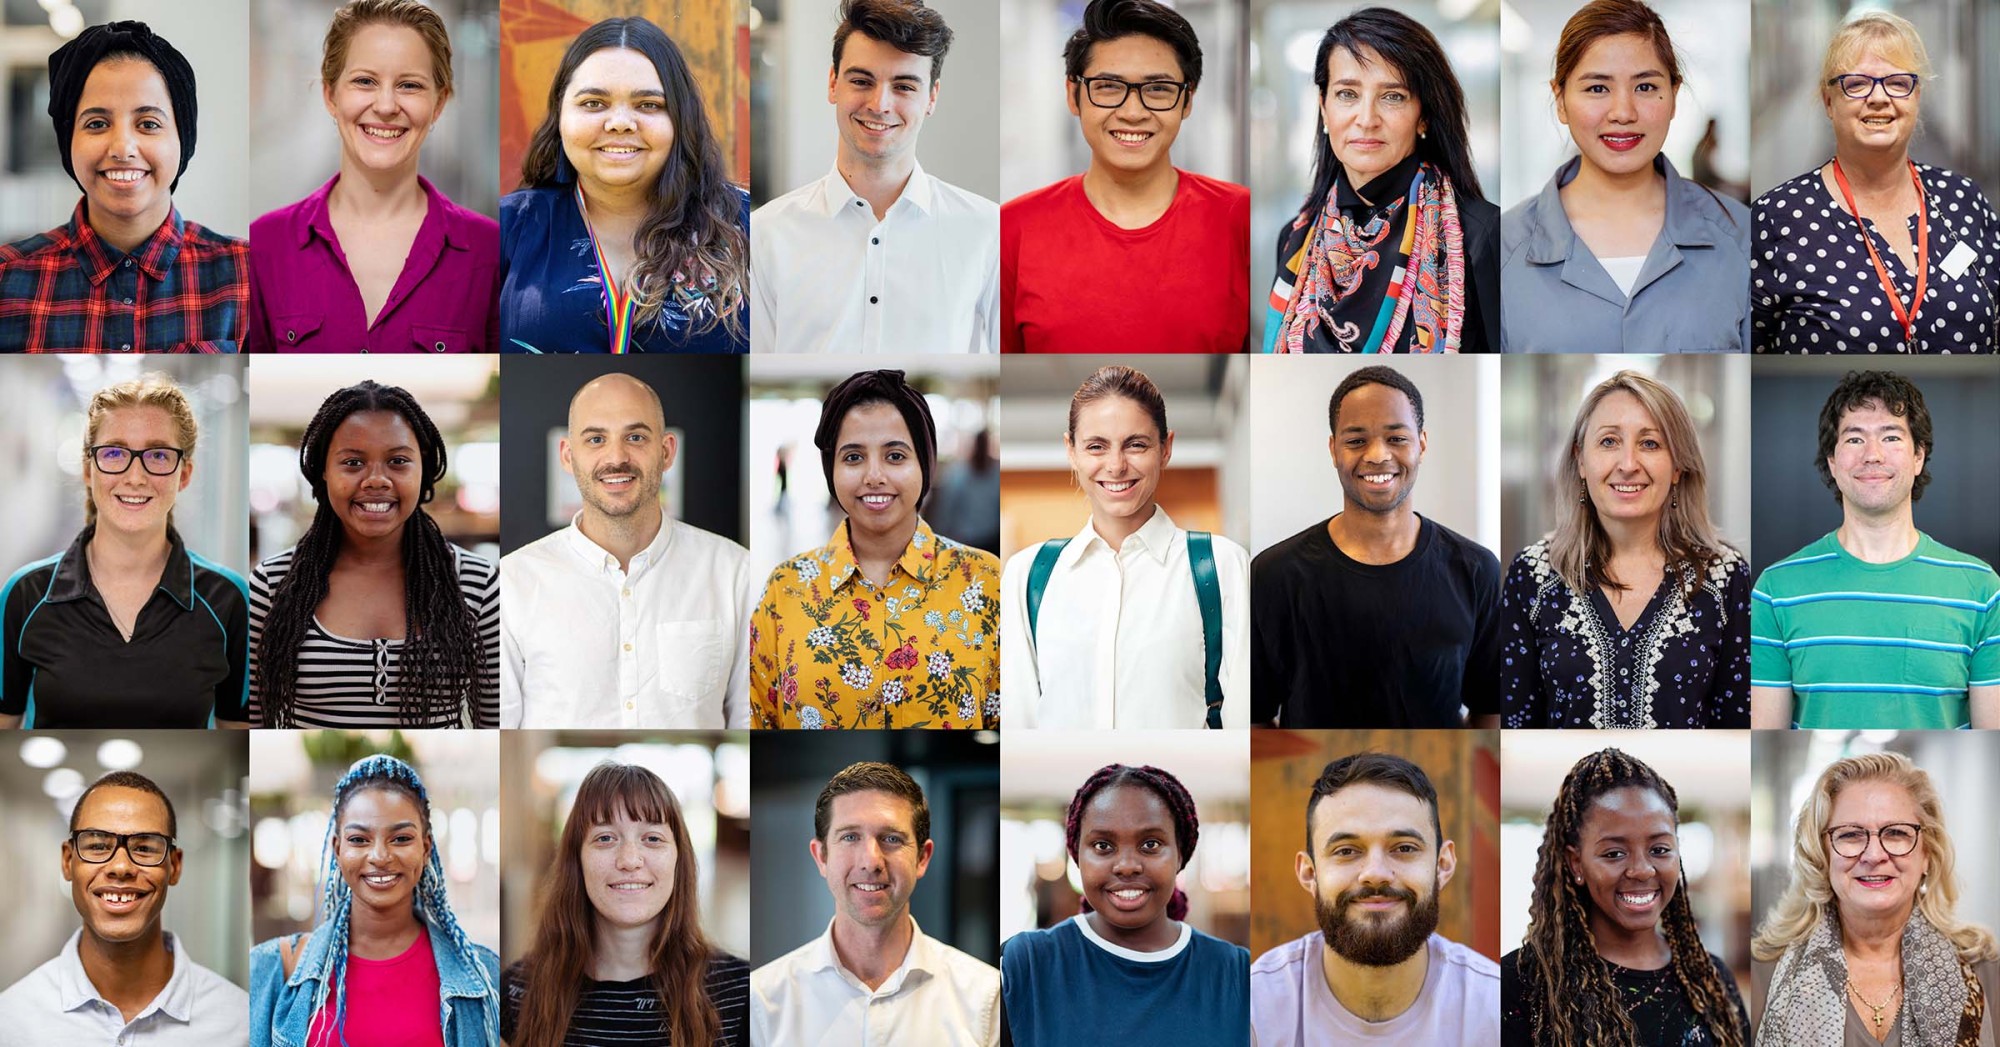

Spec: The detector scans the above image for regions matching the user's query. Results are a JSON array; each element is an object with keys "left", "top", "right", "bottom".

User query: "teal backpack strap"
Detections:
[
  {"left": 1187, "top": 531, "right": 1224, "bottom": 729},
  {"left": 1026, "top": 539, "right": 1069, "bottom": 649}
]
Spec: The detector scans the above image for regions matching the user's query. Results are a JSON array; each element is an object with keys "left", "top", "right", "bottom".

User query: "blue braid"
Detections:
[{"left": 311, "top": 754, "right": 500, "bottom": 1046}]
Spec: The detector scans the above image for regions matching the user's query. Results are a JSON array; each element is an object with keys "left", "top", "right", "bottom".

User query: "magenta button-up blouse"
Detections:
[{"left": 246, "top": 175, "right": 499, "bottom": 353}]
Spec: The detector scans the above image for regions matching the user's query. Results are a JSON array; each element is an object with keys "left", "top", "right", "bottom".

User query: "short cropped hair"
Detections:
[
  {"left": 70, "top": 770, "right": 179, "bottom": 840},
  {"left": 1306, "top": 752, "right": 1441, "bottom": 852},
  {"left": 814, "top": 761, "right": 931, "bottom": 846},
  {"left": 1328, "top": 365, "right": 1426, "bottom": 434}
]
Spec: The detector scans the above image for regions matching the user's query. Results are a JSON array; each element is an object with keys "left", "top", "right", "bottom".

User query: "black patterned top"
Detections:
[
  {"left": 1503, "top": 948, "right": 1750, "bottom": 1046},
  {"left": 1500, "top": 539, "right": 1750, "bottom": 728}
]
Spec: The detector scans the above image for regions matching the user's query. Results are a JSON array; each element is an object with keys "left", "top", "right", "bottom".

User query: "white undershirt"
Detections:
[{"left": 1599, "top": 255, "right": 1647, "bottom": 297}]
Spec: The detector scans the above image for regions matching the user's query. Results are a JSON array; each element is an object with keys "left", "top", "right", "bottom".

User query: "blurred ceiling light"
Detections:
[
  {"left": 21, "top": 736, "right": 67, "bottom": 768},
  {"left": 1500, "top": 1, "right": 1533, "bottom": 54},
  {"left": 44, "top": 766, "right": 85, "bottom": 800},
  {"left": 97, "top": 739, "right": 143, "bottom": 770},
  {"left": 253, "top": 817, "right": 292, "bottom": 869},
  {"left": 51, "top": 4, "right": 85, "bottom": 39},
  {"left": 1438, "top": 0, "right": 1479, "bottom": 21}
]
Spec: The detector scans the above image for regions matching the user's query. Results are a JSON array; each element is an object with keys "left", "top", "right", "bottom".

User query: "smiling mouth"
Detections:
[
  {"left": 852, "top": 882, "right": 888, "bottom": 893},
  {"left": 856, "top": 118, "right": 897, "bottom": 133},
  {"left": 1109, "top": 130, "right": 1152, "bottom": 144},
  {"left": 114, "top": 494, "right": 153, "bottom": 505},
  {"left": 101, "top": 169, "right": 148, "bottom": 183},
  {"left": 1099, "top": 480, "right": 1136, "bottom": 492},
  {"left": 599, "top": 473, "right": 637, "bottom": 489},
  {"left": 362, "top": 125, "right": 407, "bottom": 140},
  {"left": 1360, "top": 472, "right": 1397, "bottom": 486},
  {"left": 354, "top": 501, "right": 397, "bottom": 514},
  {"left": 96, "top": 888, "right": 146, "bottom": 905},
  {"left": 1855, "top": 874, "right": 1895, "bottom": 888},
  {"left": 1609, "top": 483, "right": 1646, "bottom": 494},
  {"left": 1600, "top": 133, "right": 1643, "bottom": 151},
  {"left": 609, "top": 881, "right": 654, "bottom": 892},
  {"left": 598, "top": 145, "right": 643, "bottom": 156},
  {"left": 363, "top": 873, "right": 400, "bottom": 888},
  {"left": 859, "top": 494, "right": 893, "bottom": 509},
  {"left": 1617, "top": 890, "right": 1659, "bottom": 909},
  {"left": 1860, "top": 116, "right": 1896, "bottom": 127}
]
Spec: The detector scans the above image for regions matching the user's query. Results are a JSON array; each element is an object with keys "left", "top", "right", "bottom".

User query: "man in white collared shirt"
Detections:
[
  {"left": 751, "top": 0, "right": 999, "bottom": 354},
  {"left": 751, "top": 762, "right": 999, "bottom": 1046},
  {"left": 500, "top": 372, "right": 752, "bottom": 729},
  {"left": 0, "top": 771, "right": 249, "bottom": 1045}
]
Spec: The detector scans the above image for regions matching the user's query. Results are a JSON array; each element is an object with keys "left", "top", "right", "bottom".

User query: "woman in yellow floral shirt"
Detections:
[{"left": 751, "top": 370, "right": 1001, "bottom": 729}]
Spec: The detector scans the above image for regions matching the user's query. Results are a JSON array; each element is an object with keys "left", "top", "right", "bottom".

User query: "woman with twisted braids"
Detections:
[
  {"left": 1264, "top": 7, "right": 1499, "bottom": 354},
  {"left": 249, "top": 754, "right": 500, "bottom": 1047},
  {"left": 1000, "top": 763, "right": 1249, "bottom": 1046},
  {"left": 1501, "top": 748, "right": 1747, "bottom": 1046},
  {"left": 1751, "top": 752, "right": 1998, "bottom": 1046},
  {"left": 502, "top": 762, "right": 748, "bottom": 1047},
  {"left": 249, "top": 380, "right": 500, "bottom": 727}
]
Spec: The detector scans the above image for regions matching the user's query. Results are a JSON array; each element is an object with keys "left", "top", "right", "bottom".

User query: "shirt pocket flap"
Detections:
[
  {"left": 274, "top": 312, "right": 325, "bottom": 348},
  {"left": 412, "top": 323, "right": 470, "bottom": 354},
  {"left": 657, "top": 619, "right": 728, "bottom": 702}
]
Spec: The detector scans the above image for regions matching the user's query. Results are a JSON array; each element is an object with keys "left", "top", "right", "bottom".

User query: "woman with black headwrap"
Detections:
[
  {"left": 0, "top": 21, "right": 247, "bottom": 352},
  {"left": 747, "top": 370, "right": 1000, "bottom": 729}
]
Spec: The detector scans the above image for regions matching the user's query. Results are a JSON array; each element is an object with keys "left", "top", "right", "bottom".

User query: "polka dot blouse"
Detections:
[{"left": 1752, "top": 162, "right": 1998, "bottom": 353}]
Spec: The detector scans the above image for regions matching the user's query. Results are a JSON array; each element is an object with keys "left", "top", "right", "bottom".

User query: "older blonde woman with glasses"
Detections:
[{"left": 1752, "top": 751, "right": 1999, "bottom": 1046}]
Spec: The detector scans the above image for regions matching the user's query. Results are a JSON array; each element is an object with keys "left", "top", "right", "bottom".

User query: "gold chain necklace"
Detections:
[{"left": 1845, "top": 976, "right": 1902, "bottom": 1034}]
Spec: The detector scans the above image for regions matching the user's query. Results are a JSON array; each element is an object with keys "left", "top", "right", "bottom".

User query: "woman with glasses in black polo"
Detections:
[
  {"left": 0, "top": 375, "right": 249, "bottom": 728},
  {"left": 1752, "top": 11, "right": 1997, "bottom": 353}
]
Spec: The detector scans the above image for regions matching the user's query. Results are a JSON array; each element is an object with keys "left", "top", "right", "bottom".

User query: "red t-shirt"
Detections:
[
  {"left": 1001, "top": 169, "right": 1249, "bottom": 353},
  {"left": 308, "top": 926, "right": 447, "bottom": 1047}
]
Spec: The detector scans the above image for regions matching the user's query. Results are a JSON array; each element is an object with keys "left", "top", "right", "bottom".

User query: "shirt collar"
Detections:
[
  {"left": 55, "top": 928, "right": 197, "bottom": 1023},
  {"left": 807, "top": 916, "right": 937, "bottom": 990},
  {"left": 821, "top": 517, "right": 941, "bottom": 592},
  {"left": 562, "top": 512, "right": 676, "bottom": 575},
  {"left": 1522, "top": 154, "right": 1715, "bottom": 265},
  {"left": 1073, "top": 506, "right": 1178, "bottom": 566},
  {"left": 47, "top": 525, "right": 195, "bottom": 610},
  {"left": 815, "top": 161, "right": 936, "bottom": 219},
  {"left": 296, "top": 174, "right": 472, "bottom": 253},
  {"left": 65, "top": 199, "right": 184, "bottom": 286}
]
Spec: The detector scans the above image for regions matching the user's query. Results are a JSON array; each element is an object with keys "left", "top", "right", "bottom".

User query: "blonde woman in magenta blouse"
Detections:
[{"left": 247, "top": 0, "right": 498, "bottom": 353}]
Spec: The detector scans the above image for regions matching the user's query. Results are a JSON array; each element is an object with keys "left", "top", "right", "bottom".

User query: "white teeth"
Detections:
[
  {"left": 1620, "top": 891, "right": 1658, "bottom": 906},
  {"left": 602, "top": 476, "right": 633, "bottom": 486},
  {"left": 854, "top": 883, "right": 886, "bottom": 892},
  {"left": 358, "top": 501, "right": 393, "bottom": 513},
  {"left": 602, "top": 146, "right": 638, "bottom": 154},
  {"left": 861, "top": 495, "right": 892, "bottom": 507},
  {"left": 364, "top": 874, "right": 397, "bottom": 886},
  {"left": 1362, "top": 473, "right": 1394, "bottom": 484},
  {"left": 115, "top": 495, "right": 150, "bottom": 504},
  {"left": 1101, "top": 480, "right": 1135, "bottom": 492},
  {"left": 104, "top": 170, "right": 145, "bottom": 182},
  {"left": 610, "top": 882, "right": 651, "bottom": 892},
  {"left": 102, "top": 891, "right": 137, "bottom": 903},
  {"left": 1110, "top": 889, "right": 1146, "bottom": 900},
  {"left": 1610, "top": 484, "right": 1644, "bottom": 493},
  {"left": 1110, "top": 131, "right": 1150, "bottom": 142},
  {"left": 858, "top": 120, "right": 893, "bottom": 132},
  {"left": 363, "top": 126, "right": 406, "bottom": 139}
]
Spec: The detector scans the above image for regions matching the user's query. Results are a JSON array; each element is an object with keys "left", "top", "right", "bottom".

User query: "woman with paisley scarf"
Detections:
[
  {"left": 1752, "top": 752, "right": 1999, "bottom": 1047},
  {"left": 1265, "top": 7, "right": 1499, "bottom": 354}
]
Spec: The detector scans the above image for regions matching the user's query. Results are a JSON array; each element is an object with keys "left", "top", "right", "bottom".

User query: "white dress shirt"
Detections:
[
  {"left": 750, "top": 917, "right": 1000, "bottom": 1047},
  {"left": 1000, "top": 508, "right": 1250, "bottom": 729},
  {"left": 500, "top": 515, "right": 752, "bottom": 729},
  {"left": 751, "top": 162, "right": 999, "bottom": 353},
  {"left": 0, "top": 929, "right": 249, "bottom": 1045}
]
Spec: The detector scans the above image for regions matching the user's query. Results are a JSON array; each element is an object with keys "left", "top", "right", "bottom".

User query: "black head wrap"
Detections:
[
  {"left": 47, "top": 21, "right": 198, "bottom": 193},
  {"left": 814, "top": 370, "right": 939, "bottom": 509}
]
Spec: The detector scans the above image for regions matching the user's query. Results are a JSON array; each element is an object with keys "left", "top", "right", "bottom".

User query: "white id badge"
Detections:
[{"left": 1940, "top": 241, "right": 1976, "bottom": 280}]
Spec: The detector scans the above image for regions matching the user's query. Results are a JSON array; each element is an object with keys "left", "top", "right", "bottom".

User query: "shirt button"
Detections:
[
  {"left": 360, "top": 348, "right": 370, "bottom": 354},
  {"left": 286, "top": 330, "right": 297, "bottom": 343},
  {"left": 622, "top": 588, "right": 631, "bottom": 598},
  {"left": 869, "top": 296, "right": 879, "bottom": 304},
  {"left": 123, "top": 259, "right": 132, "bottom": 268},
  {"left": 623, "top": 642, "right": 633, "bottom": 652},
  {"left": 122, "top": 297, "right": 133, "bottom": 305},
  {"left": 118, "top": 343, "right": 132, "bottom": 352},
  {"left": 871, "top": 237, "right": 880, "bottom": 245},
  {"left": 626, "top": 701, "right": 634, "bottom": 710},
  {"left": 854, "top": 200, "right": 864, "bottom": 207},
  {"left": 433, "top": 340, "right": 446, "bottom": 352}
]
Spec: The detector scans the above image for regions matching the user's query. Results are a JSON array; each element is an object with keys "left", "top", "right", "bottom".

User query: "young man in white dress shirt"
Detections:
[
  {"left": 0, "top": 772, "right": 248, "bottom": 1045},
  {"left": 500, "top": 371, "right": 753, "bottom": 728},
  {"left": 751, "top": 762, "right": 1000, "bottom": 1045},
  {"left": 751, "top": 0, "right": 999, "bottom": 353}
]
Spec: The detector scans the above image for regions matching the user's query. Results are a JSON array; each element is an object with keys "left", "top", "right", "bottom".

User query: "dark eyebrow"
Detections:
[
  {"left": 843, "top": 66, "right": 925, "bottom": 85},
  {"left": 1086, "top": 70, "right": 1181, "bottom": 83},
  {"left": 79, "top": 105, "right": 169, "bottom": 119},
  {"left": 838, "top": 440, "right": 915, "bottom": 454},
  {"left": 580, "top": 422, "right": 656, "bottom": 436},
  {"left": 1340, "top": 422, "right": 1412, "bottom": 435},
  {"left": 1576, "top": 70, "right": 1667, "bottom": 82},
  {"left": 335, "top": 445, "right": 417, "bottom": 455},
  {"left": 1332, "top": 78, "right": 1410, "bottom": 90},
  {"left": 344, "top": 820, "right": 419, "bottom": 833},
  {"left": 572, "top": 85, "right": 668, "bottom": 100},
  {"left": 1325, "top": 828, "right": 1427, "bottom": 847}
]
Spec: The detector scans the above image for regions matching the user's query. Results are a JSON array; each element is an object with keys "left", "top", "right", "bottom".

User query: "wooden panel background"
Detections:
[
  {"left": 1249, "top": 730, "right": 1500, "bottom": 962},
  {"left": 997, "top": 468, "right": 1221, "bottom": 562}
]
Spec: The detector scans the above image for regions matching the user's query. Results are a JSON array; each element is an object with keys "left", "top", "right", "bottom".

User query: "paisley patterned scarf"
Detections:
[{"left": 1760, "top": 909, "right": 1983, "bottom": 1047}]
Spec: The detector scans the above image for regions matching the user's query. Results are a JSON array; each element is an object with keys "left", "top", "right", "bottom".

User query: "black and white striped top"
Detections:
[
  {"left": 500, "top": 952, "right": 750, "bottom": 1047},
  {"left": 247, "top": 543, "right": 500, "bottom": 728}
]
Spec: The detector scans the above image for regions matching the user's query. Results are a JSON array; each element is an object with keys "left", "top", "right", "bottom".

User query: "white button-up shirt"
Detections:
[
  {"left": 0, "top": 929, "right": 249, "bottom": 1045},
  {"left": 1000, "top": 508, "right": 1250, "bottom": 729},
  {"left": 500, "top": 515, "right": 752, "bottom": 729},
  {"left": 750, "top": 917, "right": 999, "bottom": 1047},
  {"left": 751, "top": 162, "right": 999, "bottom": 353}
]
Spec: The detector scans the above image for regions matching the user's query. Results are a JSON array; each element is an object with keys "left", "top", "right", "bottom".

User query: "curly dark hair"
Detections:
[
  {"left": 1328, "top": 364, "right": 1425, "bottom": 434},
  {"left": 1814, "top": 369, "right": 1933, "bottom": 504}
]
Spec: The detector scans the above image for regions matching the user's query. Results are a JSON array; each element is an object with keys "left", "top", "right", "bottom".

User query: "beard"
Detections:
[{"left": 1317, "top": 876, "right": 1440, "bottom": 967}]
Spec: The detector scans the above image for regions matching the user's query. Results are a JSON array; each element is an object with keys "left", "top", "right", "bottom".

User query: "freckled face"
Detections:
[
  {"left": 324, "top": 23, "right": 445, "bottom": 175},
  {"left": 581, "top": 809, "right": 677, "bottom": 930},
  {"left": 88, "top": 405, "right": 191, "bottom": 537}
]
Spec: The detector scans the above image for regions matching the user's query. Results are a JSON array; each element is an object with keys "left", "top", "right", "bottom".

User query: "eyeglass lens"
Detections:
[{"left": 72, "top": 830, "right": 173, "bottom": 865}]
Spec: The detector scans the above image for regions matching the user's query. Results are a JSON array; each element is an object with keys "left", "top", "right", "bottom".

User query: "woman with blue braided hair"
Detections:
[{"left": 249, "top": 753, "right": 500, "bottom": 1047}]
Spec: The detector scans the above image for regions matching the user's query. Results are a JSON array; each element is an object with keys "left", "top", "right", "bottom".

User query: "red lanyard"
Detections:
[{"left": 1831, "top": 159, "right": 1927, "bottom": 348}]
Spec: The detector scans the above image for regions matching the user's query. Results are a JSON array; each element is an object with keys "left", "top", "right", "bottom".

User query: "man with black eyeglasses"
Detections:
[
  {"left": 0, "top": 770, "right": 246, "bottom": 1043},
  {"left": 1001, "top": 0, "right": 1249, "bottom": 353}
]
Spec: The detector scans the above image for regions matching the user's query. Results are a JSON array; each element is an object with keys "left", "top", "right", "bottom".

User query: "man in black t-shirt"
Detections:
[{"left": 1250, "top": 365, "right": 1501, "bottom": 727}]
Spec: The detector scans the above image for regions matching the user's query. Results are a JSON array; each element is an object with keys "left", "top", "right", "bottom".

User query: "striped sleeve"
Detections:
[
  {"left": 1748, "top": 571, "right": 1792, "bottom": 690},
  {"left": 464, "top": 548, "right": 502, "bottom": 729},
  {"left": 1974, "top": 586, "right": 2000, "bottom": 687},
  {"left": 245, "top": 553, "right": 289, "bottom": 727}
]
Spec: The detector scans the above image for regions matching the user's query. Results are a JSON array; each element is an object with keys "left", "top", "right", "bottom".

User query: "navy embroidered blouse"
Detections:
[
  {"left": 498, "top": 184, "right": 749, "bottom": 353},
  {"left": 1500, "top": 539, "right": 1750, "bottom": 728}
]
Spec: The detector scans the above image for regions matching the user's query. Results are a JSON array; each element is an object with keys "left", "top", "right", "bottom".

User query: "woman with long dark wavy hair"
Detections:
[
  {"left": 1500, "top": 748, "right": 1747, "bottom": 1046},
  {"left": 499, "top": 17, "right": 750, "bottom": 353},
  {"left": 1265, "top": 6, "right": 1499, "bottom": 353},
  {"left": 502, "top": 762, "right": 748, "bottom": 1047},
  {"left": 249, "top": 379, "right": 499, "bottom": 727}
]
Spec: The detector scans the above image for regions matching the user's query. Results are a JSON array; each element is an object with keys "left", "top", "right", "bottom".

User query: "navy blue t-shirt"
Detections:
[{"left": 1002, "top": 917, "right": 1249, "bottom": 1047}]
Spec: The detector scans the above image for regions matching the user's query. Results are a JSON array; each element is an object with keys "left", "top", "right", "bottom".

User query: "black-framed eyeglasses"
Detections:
[
  {"left": 1826, "top": 822, "right": 1921, "bottom": 858},
  {"left": 1827, "top": 73, "right": 1920, "bottom": 99},
  {"left": 1076, "top": 75, "right": 1189, "bottom": 111},
  {"left": 91, "top": 445, "right": 186, "bottom": 476},
  {"left": 68, "top": 829, "right": 176, "bottom": 866}
]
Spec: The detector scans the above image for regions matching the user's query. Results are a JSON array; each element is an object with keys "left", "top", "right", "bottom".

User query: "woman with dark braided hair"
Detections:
[
  {"left": 1000, "top": 763, "right": 1249, "bottom": 1046},
  {"left": 249, "top": 380, "right": 500, "bottom": 727},
  {"left": 1500, "top": 748, "right": 1747, "bottom": 1046},
  {"left": 248, "top": 754, "right": 499, "bottom": 1047}
]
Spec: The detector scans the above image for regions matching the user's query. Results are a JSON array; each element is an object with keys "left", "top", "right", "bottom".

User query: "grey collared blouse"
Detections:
[{"left": 1501, "top": 155, "right": 1752, "bottom": 352}]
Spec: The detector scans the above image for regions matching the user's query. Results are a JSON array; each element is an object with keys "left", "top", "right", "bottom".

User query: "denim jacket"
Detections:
[{"left": 248, "top": 921, "right": 500, "bottom": 1047}]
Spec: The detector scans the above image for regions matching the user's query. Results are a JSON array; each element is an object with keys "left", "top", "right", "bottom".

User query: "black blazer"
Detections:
[{"left": 1460, "top": 194, "right": 1501, "bottom": 353}]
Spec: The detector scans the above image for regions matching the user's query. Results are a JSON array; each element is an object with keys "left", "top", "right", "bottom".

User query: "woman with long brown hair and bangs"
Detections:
[
  {"left": 499, "top": 17, "right": 750, "bottom": 353},
  {"left": 501, "top": 762, "right": 748, "bottom": 1046}
]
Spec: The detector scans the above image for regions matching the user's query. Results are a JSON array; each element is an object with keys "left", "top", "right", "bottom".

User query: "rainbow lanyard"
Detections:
[{"left": 575, "top": 184, "right": 636, "bottom": 354}]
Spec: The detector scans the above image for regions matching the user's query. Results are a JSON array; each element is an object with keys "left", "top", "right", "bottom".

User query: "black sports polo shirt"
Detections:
[{"left": 1, "top": 525, "right": 249, "bottom": 727}]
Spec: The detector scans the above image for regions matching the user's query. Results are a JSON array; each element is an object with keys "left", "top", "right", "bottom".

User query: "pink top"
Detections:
[
  {"left": 307, "top": 925, "right": 448, "bottom": 1047},
  {"left": 248, "top": 175, "right": 499, "bottom": 353}
]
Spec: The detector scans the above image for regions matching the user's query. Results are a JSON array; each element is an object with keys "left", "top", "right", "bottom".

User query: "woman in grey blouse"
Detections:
[{"left": 1500, "top": 0, "right": 1750, "bottom": 352}]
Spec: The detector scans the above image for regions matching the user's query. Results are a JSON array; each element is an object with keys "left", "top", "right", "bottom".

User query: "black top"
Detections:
[
  {"left": 1751, "top": 163, "right": 1998, "bottom": 353},
  {"left": 1250, "top": 514, "right": 1501, "bottom": 726},
  {"left": 1500, "top": 539, "right": 1751, "bottom": 729},
  {"left": 1501, "top": 948, "right": 1749, "bottom": 1047},
  {"left": 500, "top": 953, "right": 750, "bottom": 1047},
  {"left": 1, "top": 525, "right": 248, "bottom": 727}
]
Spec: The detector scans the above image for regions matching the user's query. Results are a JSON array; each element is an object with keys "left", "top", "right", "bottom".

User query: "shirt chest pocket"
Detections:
[
  {"left": 412, "top": 323, "right": 471, "bottom": 353},
  {"left": 656, "top": 619, "right": 728, "bottom": 702},
  {"left": 274, "top": 312, "right": 325, "bottom": 349}
]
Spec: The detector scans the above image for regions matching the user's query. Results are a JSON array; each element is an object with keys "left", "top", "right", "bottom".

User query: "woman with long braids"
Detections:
[
  {"left": 1000, "top": 763, "right": 1249, "bottom": 1045},
  {"left": 248, "top": 754, "right": 500, "bottom": 1047},
  {"left": 1500, "top": 748, "right": 1747, "bottom": 1046},
  {"left": 503, "top": 762, "right": 748, "bottom": 1046},
  {"left": 499, "top": 17, "right": 750, "bottom": 353},
  {"left": 1751, "top": 752, "right": 1998, "bottom": 1046},
  {"left": 249, "top": 380, "right": 499, "bottom": 727}
]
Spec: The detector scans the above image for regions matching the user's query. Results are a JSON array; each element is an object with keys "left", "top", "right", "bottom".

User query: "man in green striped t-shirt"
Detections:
[{"left": 1751, "top": 371, "right": 2000, "bottom": 730}]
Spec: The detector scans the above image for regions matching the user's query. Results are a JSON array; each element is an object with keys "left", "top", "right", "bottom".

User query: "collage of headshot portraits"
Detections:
[{"left": 0, "top": 1, "right": 1995, "bottom": 1047}]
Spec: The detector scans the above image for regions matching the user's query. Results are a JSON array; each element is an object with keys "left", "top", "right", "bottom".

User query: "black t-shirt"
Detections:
[
  {"left": 500, "top": 953, "right": 750, "bottom": 1047},
  {"left": 1250, "top": 514, "right": 1500, "bottom": 727},
  {"left": 1501, "top": 947, "right": 1749, "bottom": 1047}
]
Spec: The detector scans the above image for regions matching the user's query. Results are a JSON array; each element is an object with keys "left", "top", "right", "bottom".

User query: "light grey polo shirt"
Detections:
[{"left": 0, "top": 929, "right": 248, "bottom": 1045}]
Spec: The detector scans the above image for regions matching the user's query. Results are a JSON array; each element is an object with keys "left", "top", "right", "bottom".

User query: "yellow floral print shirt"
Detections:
[{"left": 751, "top": 517, "right": 1000, "bottom": 729}]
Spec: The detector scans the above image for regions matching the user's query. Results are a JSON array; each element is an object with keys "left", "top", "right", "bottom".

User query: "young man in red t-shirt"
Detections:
[{"left": 1001, "top": 0, "right": 1249, "bottom": 353}]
